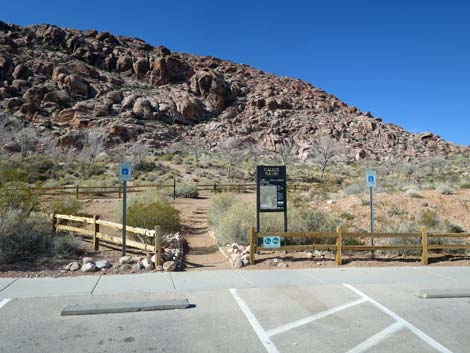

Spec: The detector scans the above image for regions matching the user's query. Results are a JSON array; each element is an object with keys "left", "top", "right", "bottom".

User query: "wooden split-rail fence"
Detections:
[
  {"left": 52, "top": 214, "right": 163, "bottom": 266},
  {"left": 1, "top": 182, "right": 324, "bottom": 200},
  {"left": 249, "top": 226, "right": 470, "bottom": 265}
]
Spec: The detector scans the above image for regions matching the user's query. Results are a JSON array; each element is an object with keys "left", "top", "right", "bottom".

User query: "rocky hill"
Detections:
[{"left": 0, "top": 21, "right": 466, "bottom": 160}]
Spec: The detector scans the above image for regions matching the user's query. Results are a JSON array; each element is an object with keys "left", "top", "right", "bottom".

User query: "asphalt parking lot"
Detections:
[{"left": 1, "top": 267, "right": 470, "bottom": 353}]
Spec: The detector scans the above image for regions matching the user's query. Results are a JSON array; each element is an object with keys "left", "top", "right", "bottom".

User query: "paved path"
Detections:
[{"left": 1, "top": 267, "right": 470, "bottom": 353}]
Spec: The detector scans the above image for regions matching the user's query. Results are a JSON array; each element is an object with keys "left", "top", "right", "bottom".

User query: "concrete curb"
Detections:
[
  {"left": 61, "top": 298, "right": 192, "bottom": 316},
  {"left": 416, "top": 289, "right": 470, "bottom": 299}
]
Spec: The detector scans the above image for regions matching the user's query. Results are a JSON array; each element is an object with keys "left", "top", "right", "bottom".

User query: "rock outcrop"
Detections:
[{"left": 0, "top": 21, "right": 467, "bottom": 160}]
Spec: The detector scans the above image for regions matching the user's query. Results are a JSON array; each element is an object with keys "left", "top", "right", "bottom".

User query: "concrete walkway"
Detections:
[{"left": 1, "top": 266, "right": 470, "bottom": 299}]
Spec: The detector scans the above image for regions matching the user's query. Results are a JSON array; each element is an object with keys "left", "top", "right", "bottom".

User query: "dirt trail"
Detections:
[{"left": 177, "top": 197, "right": 230, "bottom": 271}]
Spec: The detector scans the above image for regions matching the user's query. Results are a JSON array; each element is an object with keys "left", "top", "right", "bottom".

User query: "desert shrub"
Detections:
[
  {"left": 436, "top": 184, "right": 455, "bottom": 195},
  {"left": 157, "top": 153, "right": 174, "bottom": 161},
  {"left": 0, "top": 210, "right": 52, "bottom": 264},
  {"left": 175, "top": 183, "right": 199, "bottom": 198},
  {"left": 214, "top": 201, "right": 255, "bottom": 245},
  {"left": 125, "top": 195, "right": 180, "bottom": 233},
  {"left": 52, "top": 234, "right": 83, "bottom": 258},
  {"left": 50, "top": 197, "right": 82, "bottom": 215},
  {"left": 445, "top": 222, "right": 465, "bottom": 233},
  {"left": 342, "top": 183, "right": 364, "bottom": 196},
  {"left": 134, "top": 160, "right": 155, "bottom": 172},
  {"left": 458, "top": 180, "right": 470, "bottom": 189},
  {"left": 404, "top": 188, "right": 422, "bottom": 198},
  {"left": 419, "top": 209, "right": 440, "bottom": 229},
  {"left": 360, "top": 197, "right": 370, "bottom": 206},
  {"left": 0, "top": 182, "right": 39, "bottom": 214},
  {"left": 340, "top": 212, "right": 355, "bottom": 221},
  {"left": 289, "top": 207, "right": 339, "bottom": 233},
  {"left": 173, "top": 155, "right": 183, "bottom": 164},
  {"left": 208, "top": 193, "right": 236, "bottom": 226}
]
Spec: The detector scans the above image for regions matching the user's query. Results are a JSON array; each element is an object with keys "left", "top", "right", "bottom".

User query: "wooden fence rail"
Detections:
[
  {"left": 0, "top": 182, "right": 324, "bottom": 200},
  {"left": 249, "top": 226, "right": 470, "bottom": 266},
  {"left": 53, "top": 213, "right": 162, "bottom": 266}
]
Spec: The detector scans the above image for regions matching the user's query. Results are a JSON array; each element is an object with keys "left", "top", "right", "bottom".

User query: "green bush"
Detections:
[
  {"left": 419, "top": 209, "right": 440, "bottom": 229},
  {"left": 0, "top": 210, "right": 51, "bottom": 264},
  {"left": 52, "top": 234, "right": 83, "bottom": 259},
  {"left": 208, "top": 193, "right": 236, "bottom": 226},
  {"left": 175, "top": 183, "right": 199, "bottom": 198},
  {"left": 340, "top": 212, "right": 355, "bottom": 221},
  {"left": 125, "top": 196, "right": 180, "bottom": 233},
  {"left": 289, "top": 207, "right": 339, "bottom": 233},
  {"left": 404, "top": 188, "right": 422, "bottom": 198},
  {"left": 0, "top": 183, "right": 39, "bottom": 214},
  {"left": 209, "top": 194, "right": 340, "bottom": 245},
  {"left": 446, "top": 222, "right": 465, "bottom": 233},
  {"left": 215, "top": 201, "right": 255, "bottom": 245},
  {"left": 436, "top": 184, "right": 455, "bottom": 195},
  {"left": 50, "top": 197, "right": 82, "bottom": 215}
]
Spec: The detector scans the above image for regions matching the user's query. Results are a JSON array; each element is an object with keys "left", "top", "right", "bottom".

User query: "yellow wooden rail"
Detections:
[
  {"left": 249, "top": 226, "right": 470, "bottom": 266},
  {"left": 52, "top": 213, "right": 163, "bottom": 266}
]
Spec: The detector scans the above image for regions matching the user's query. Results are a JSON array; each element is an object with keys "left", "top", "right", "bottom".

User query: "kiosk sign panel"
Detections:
[
  {"left": 256, "top": 166, "right": 287, "bottom": 232},
  {"left": 257, "top": 166, "right": 286, "bottom": 212}
]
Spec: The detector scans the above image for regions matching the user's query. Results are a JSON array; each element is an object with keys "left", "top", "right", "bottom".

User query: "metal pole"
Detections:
[
  {"left": 370, "top": 186, "right": 374, "bottom": 259},
  {"left": 173, "top": 178, "right": 176, "bottom": 200},
  {"left": 122, "top": 180, "right": 127, "bottom": 256}
]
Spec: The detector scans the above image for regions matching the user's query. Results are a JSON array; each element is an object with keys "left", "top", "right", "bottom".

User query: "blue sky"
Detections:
[{"left": 3, "top": 0, "right": 469, "bottom": 145}]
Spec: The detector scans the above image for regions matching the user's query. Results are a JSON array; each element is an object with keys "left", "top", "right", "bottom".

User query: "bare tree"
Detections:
[
  {"left": 181, "top": 136, "right": 206, "bottom": 167},
  {"left": 16, "top": 127, "right": 39, "bottom": 157},
  {"left": 130, "top": 141, "right": 149, "bottom": 169},
  {"left": 278, "top": 142, "right": 298, "bottom": 167},
  {"left": 220, "top": 137, "right": 244, "bottom": 181},
  {"left": 82, "top": 130, "right": 104, "bottom": 163},
  {"left": 310, "top": 136, "right": 344, "bottom": 181},
  {"left": 246, "top": 142, "right": 265, "bottom": 174}
]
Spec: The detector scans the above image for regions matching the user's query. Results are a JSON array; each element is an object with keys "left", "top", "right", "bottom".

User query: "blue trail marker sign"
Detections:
[
  {"left": 119, "top": 162, "right": 132, "bottom": 256},
  {"left": 365, "top": 170, "right": 377, "bottom": 257}
]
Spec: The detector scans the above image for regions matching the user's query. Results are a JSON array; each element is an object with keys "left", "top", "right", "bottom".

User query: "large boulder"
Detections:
[
  {"left": 132, "top": 97, "right": 154, "bottom": 119},
  {"left": 64, "top": 74, "right": 89, "bottom": 97},
  {"left": 189, "top": 69, "right": 233, "bottom": 113},
  {"left": 116, "top": 55, "right": 133, "bottom": 72},
  {"left": 150, "top": 56, "right": 192, "bottom": 86},
  {"left": 133, "top": 58, "right": 149, "bottom": 76},
  {"left": 12, "top": 64, "right": 31, "bottom": 80},
  {"left": 175, "top": 96, "right": 205, "bottom": 122}
]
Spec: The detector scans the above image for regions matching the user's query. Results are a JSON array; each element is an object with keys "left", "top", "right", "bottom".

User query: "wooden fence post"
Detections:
[
  {"left": 93, "top": 215, "right": 100, "bottom": 251},
  {"left": 213, "top": 183, "right": 217, "bottom": 194},
  {"left": 237, "top": 184, "right": 241, "bottom": 194},
  {"left": 75, "top": 185, "right": 79, "bottom": 200},
  {"left": 421, "top": 226, "right": 428, "bottom": 265},
  {"left": 336, "top": 225, "right": 343, "bottom": 266},
  {"left": 249, "top": 226, "right": 255, "bottom": 265},
  {"left": 51, "top": 213, "right": 57, "bottom": 238},
  {"left": 155, "top": 226, "right": 162, "bottom": 268}
]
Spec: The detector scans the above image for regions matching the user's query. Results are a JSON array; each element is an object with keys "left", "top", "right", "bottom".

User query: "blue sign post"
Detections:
[
  {"left": 366, "top": 170, "right": 376, "bottom": 258},
  {"left": 119, "top": 163, "right": 132, "bottom": 256}
]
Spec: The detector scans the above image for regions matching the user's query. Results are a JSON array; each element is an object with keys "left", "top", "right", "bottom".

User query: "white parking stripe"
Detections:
[
  {"left": 229, "top": 288, "right": 280, "bottom": 353},
  {"left": 344, "top": 284, "right": 454, "bottom": 353},
  {"left": 0, "top": 298, "right": 11, "bottom": 309},
  {"left": 266, "top": 297, "right": 367, "bottom": 337},
  {"left": 345, "top": 322, "right": 404, "bottom": 353}
]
